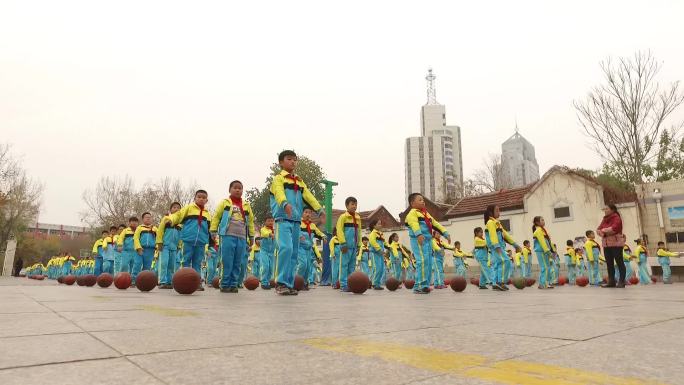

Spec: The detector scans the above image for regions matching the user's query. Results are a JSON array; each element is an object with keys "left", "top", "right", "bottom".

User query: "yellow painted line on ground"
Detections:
[
  {"left": 137, "top": 305, "right": 198, "bottom": 317},
  {"left": 90, "top": 295, "right": 112, "bottom": 301},
  {"left": 303, "top": 337, "right": 666, "bottom": 385}
]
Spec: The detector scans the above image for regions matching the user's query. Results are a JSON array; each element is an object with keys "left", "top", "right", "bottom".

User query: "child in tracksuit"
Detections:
[
  {"left": 92, "top": 231, "right": 106, "bottom": 276},
  {"left": 532, "top": 216, "right": 553, "bottom": 290},
  {"left": 405, "top": 193, "right": 450, "bottom": 294},
  {"left": 635, "top": 239, "right": 650, "bottom": 285},
  {"left": 169, "top": 190, "right": 211, "bottom": 290},
  {"left": 156, "top": 202, "right": 182, "bottom": 289},
  {"left": 388, "top": 233, "right": 403, "bottom": 280},
  {"left": 432, "top": 233, "right": 453, "bottom": 289},
  {"left": 117, "top": 217, "right": 139, "bottom": 277},
  {"left": 269, "top": 150, "right": 323, "bottom": 295},
  {"left": 473, "top": 227, "right": 491, "bottom": 288},
  {"left": 620, "top": 244, "right": 634, "bottom": 283},
  {"left": 367, "top": 221, "right": 385, "bottom": 290},
  {"left": 522, "top": 240, "right": 532, "bottom": 278},
  {"left": 338, "top": 197, "right": 362, "bottom": 292},
  {"left": 298, "top": 208, "right": 325, "bottom": 290},
  {"left": 329, "top": 233, "right": 341, "bottom": 288},
  {"left": 584, "top": 231, "right": 602, "bottom": 286},
  {"left": 210, "top": 181, "right": 255, "bottom": 293},
  {"left": 299, "top": 213, "right": 318, "bottom": 282},
  {"left": 657, "top": 242, "right": 681, "bottom": 284},
  {"left": 452, "top": 241, "right": 468, "bottom": 278},
  {"left": 358, "top": 237, "right": 371, "bottom": 276},
  {"left": 259, "top": 216, "right": 275, "bottom": 289},
  {"left": 565, "top": 240, "right": 577, "bottom": 285},
  {"left": 101, "top": 226, "right": 118, "bottom": 275},
  {"left": 207, "top": 243, "right": 219, "bottom": 285},
  {"left": 486, "top": 205, "right": 519, "bottom": 291},
  {"left": 133, "top": 212, "right": 157, "bottom": 284}
]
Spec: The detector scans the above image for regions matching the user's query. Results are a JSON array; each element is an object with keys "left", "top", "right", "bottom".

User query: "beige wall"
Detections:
[
  {"left": 393, "top": 171, "right": 642, "bottom": 268},
  {"left": 637, "top": 179, "right": 684, "bottom": 266}
]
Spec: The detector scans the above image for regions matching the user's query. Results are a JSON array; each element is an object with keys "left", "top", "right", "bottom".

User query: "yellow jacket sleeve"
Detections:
[
  {"left": 117, "top": 232, "right": 125, "bottom": 247},
  {"left": 329, "top": 238, "right": 337, "bottom": 258},
  {"left": 246, "top": 205, "right": 256, "bottom": 238},
  {"left": 533, "top": 227, "right": 550, "bottom": 253},
  {"left": 210, "top": 200, "right": 227, "bottom": 233},
  {"left": 658, "top": 249, "right": 678, "bottom": 257},
  {"left": 441, "top": 241, "right": 455, "bottom": 251},
  {"left": 134, "top": 226, "right": 144, "bottom": 251},
  {"left": 486, "top": 219, "right": 500, "bottom": 247},
  {"left": 301, "top": 182, "right": 322, "bottom": 212},
  {"left": 169, "top": 205, "right": 191, "bottom": 227},
  {"left": 270, "top": 174, "right": 288, "bottom": 208},
  {"left": 312, "top": 223, "right": 326, "bottom": 239},
  {"left": 156, "top": 216, "right": 169, "bottom": 245},
  {"left": 336, "top": 214, "right": 347, "bottom": 246},
  {"left": 584, "top": 242, "right": 594, "bottom": 262},
  {"left": 431, "top": 238, "right": 440, "bottom": 251},
  {"left": 91, "top": 240, "right": 101, "bottom": 254},
  {"left": 369, "top": 230, "right": 381, "bottom": 251},
  {"left": 260, "top": 227, "right": 272, "bottom": 238},
  {"left": 405, "top": 210, "right": 421, "bottom": 234},
  {"left": 432, "top": 220, "right": 448, "bottom": 237},
  {"left": 502, "top": 229, "right": 516, "bottom": 246}
]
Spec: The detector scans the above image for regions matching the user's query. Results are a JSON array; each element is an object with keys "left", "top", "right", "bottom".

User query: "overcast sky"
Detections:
[{"left": 2, "top": 0, "right": 683, "bottom": 225}]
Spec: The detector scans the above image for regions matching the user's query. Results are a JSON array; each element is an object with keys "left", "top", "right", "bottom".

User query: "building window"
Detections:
[
  {"left": 500, "top": 219, "right": 511, "bottom": 232},
  {"left": 551, "top": 202, "right": 573, "bottom": 222},
  {"left": 666, "top": 232, "right": 678, "bottom": 243}
]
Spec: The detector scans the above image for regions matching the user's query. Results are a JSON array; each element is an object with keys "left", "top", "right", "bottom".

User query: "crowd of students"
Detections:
[{"left": 24, "top": 150, "right": 682, "bottom": 292}]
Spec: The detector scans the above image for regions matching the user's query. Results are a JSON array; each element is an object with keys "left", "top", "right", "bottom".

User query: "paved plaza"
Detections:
[{"left": 0, "top": 276, "right": 682, "bottom": 385}]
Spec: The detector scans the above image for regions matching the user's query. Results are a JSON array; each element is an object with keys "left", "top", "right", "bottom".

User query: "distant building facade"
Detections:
[{"left": 501, "top": 130, "right": 540, "bottom": 188}]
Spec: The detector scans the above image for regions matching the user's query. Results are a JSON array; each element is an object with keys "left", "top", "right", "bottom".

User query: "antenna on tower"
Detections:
[
  {"left": 425, "top": 68, "right": 438, "bottom": 105},
  {"left": 514, "top": 116, "right": 520, "bottom": 134}
]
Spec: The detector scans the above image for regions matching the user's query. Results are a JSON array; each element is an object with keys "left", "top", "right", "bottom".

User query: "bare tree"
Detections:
[
  {"left": 470, "top": 154, "right": 512, "bottom": 193},
  {"left": 574, "top": 51, "right": 684, "bottom": 185},
  {"left": 0, "top": 170, "right": 43, "bottom": 250},
  {"left": 80, "top": 176, "right": 198, "bottom": 228}
]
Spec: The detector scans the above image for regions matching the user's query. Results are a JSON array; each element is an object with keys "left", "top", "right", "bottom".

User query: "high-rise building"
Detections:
[
  {"left": 501, "top": 127, "right": 540, "bottom": 188},
  {"left": 405, "top": 69, "right": 464, "bottom": 203}
]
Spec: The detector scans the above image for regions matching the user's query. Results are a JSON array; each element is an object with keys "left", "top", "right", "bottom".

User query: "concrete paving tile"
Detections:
[
  {"left": 0, "top": 333, "right": 119, "bottom": 369},
  {"left": 0, "top": 312, "right": 81, "bottom": 338},
  {"left": 129, "top": 341, "right": 437, "bottom": 385},
  {"left": 0, "top": 358, "right": 163, "bottom": 385}
]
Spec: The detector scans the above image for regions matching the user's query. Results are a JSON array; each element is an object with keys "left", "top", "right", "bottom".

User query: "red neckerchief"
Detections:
[
  {"left": 213, "top": 244, "right": 219, "bottom": 252},
  {"left": 197, "top": 203, "right": 205, "bottom": 228},
  {"left": 230, "top": 197, "right": 245, "bottom": 220},
  {"left": 421, "top": 208, "right": 433, "bottom": 235},
  {"left": 349, "top": 212, "right": 358, "bottom": 242},
  {"left": 303, "top": 220, "right": 312, "bottom": 236},
  {"left": 286, "top": 173, "right": 299, "bottom": 192}
]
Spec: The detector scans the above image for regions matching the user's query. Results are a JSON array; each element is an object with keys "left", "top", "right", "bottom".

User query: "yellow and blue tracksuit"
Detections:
[
  {"left": 91, "top": 238, "right": 104, "bottom": 276},
  {"left": 112, "top": 233, "right": 123, "bottom": 273},
  {"left": 210, "top": 198, "right": 255, "bottom": 289},
  {"left": 487, "top": 218, "right": 519, "bottom": 286},
  {"left": 368, "top": 228, "right": 386, "bottom": 288},
  {"left": 357, "top": 244, "right": 371, "bottom": 276},
  {"left": 549, "top": 248, "right": 560, "bottom": 284},
  {"left": 329, "top": 236, "right": 341, "bottom": 286},
  {"left": 133, "top": 224, "right": 157, "bottom": 283},
  {"left": 101, "top": 235, "right": 116, "bottom": 275},
  {"left": 564, "top": 247, "right": 577, "bottom": 284},
  {"left": 249, "top": 241, "right": 260, "bottom": 277},
  {"left": 156, "top": 215, "right": 182, "bottom": 286},
  {"left": 206, "top": 243, "right": 219, "bottom": 285},
  {"left": 258, "top": 226, "right": 275, "bottom": 287},
  {"left": 405, "top": 208, "right": 449, "bottom": 292},
  {"left": 584, "top": 239, "right": 602, "bottom": 285},
  {"left": 117, "top": 227, "right": 136, "bottom": 274},
  {"left": 635, "top": 245, "right": 650, "bottom": 285},
  {"left": 657, "top": 248, "right": 678, "bottom": 283},
  {"left": 504, "top": 252, "right": 515, "bottom": 282},
  {"left": 63, "top": 255, "right": 75, "bottom": 276},
  {"left": 432, "top": 238, "right": 453, "bottom": 287},
  {"left": 388, "top": 241, "right": 403, "bottom": 280},
  {"left": 170, "top": 202, "right": 212, "bottom": 274},
  {"left": 338, "top": 212, "right": 363, "bottom": 291},
  {"left": 269, "top": 170, "right": 322, "bottom": 289},
  {"left": 522, "top": 246, "right": 532, "bottom": 278},
  {"left": 298, "top": 221, "right": 324, "bottom": 286},
  {"left": 453, "top": 248, "right": 468, "bottom": 278},
  {"left": 474, "top": 236, "right": 491, "bottom": 286},
  {"left": 513, "top": 251, "right": 522, "bottom": 277},
  {"left": 619, "top": 245, "right": 634, "bottom": 283},
  {"left": 532, "top": 226, "right": 552, "bottom": 287}
]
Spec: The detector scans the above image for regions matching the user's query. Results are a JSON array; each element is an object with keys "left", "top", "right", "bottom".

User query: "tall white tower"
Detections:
[
  {"left": 501, "top": 124, "right": 540, "bottom": 188},
  {"left": 405, "top": 69, "right": 464, "bottom": 203}
]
